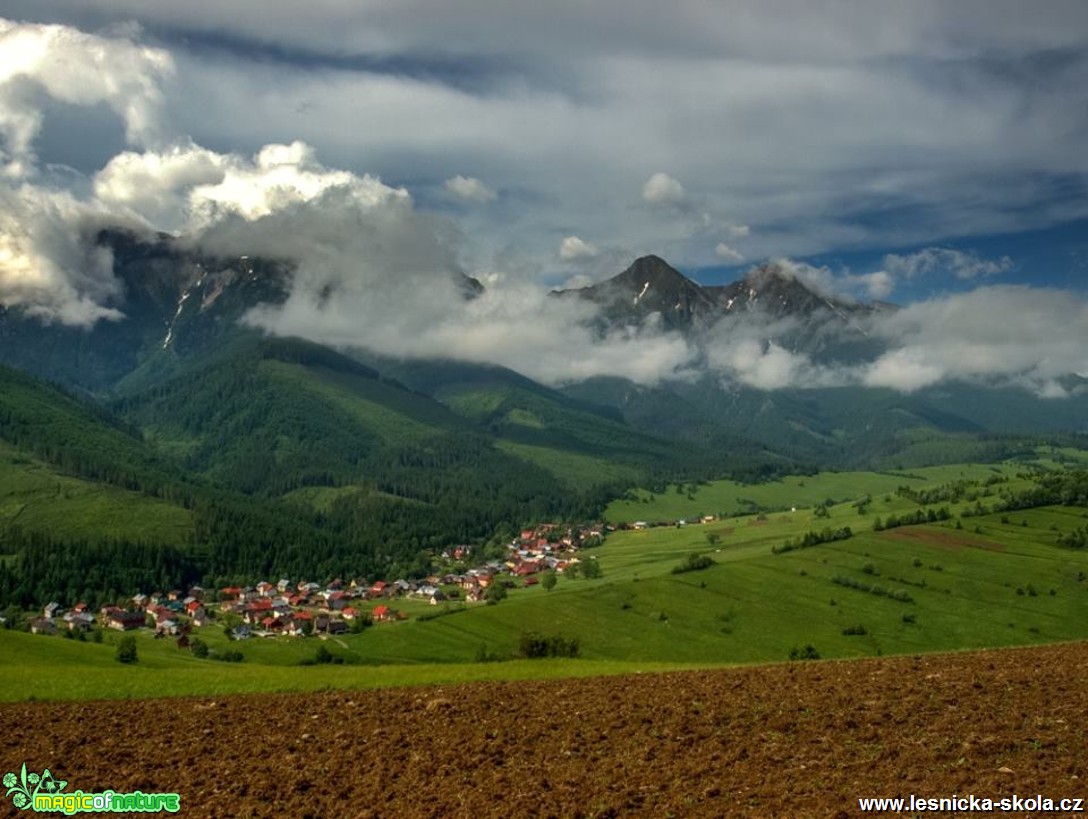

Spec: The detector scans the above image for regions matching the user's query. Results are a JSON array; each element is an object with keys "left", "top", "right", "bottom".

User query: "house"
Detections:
[
  {"left": 30, "top": 617, "right": 58, "bottom": 635},
  {"left": 514, "top": 562, "right": 540, "bottom": 577},
  {"left": 326, "top": 620, "right": 348, "bottom": 635},
  {"left": 43, "top": 602, "right": 63, "bottom": 619},
  {"left": 191, "top": 608, "right": 210, "bottom": 628},
  {"left": 287, "top": 612, "right": 312, "bottom": 636},
  {"left": 131, "top": 593, "right": 149, "bottom": 609},
  {"left": 108, "top": 611, "right": 146, "bottom": 631},
  {"left": 341, "top": 607, "right": 358, "bottom": 620},
  {"left": 231, "top": 625, "right": 251, "bottom": 640},
  {"left": 372, "top": 605, "right": 397, "bottom": 622},
  {"left": 65, "top": 612, "right": 96, "bottom": 632}
]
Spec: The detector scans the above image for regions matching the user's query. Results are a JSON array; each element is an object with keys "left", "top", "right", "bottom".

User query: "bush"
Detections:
[
  {"left": 772, "top": 527, "right": 853, "bottom": 555},
  {"left": 309, "top": 645, "right": 343, "bottom": 665},
  {"left": 518, "top": 631, "right": 580, "bottom": 659},
  {"left": 115, "top": 635, "right": 138, "bottom": 665},
  {"left": 581, "top": 559, "right": 602, "bottom": 580},
  {"left": 789, "top": 644, "right": 821, "bottom": 661},
  {"left": 672, "top": 552, "right": 715, "bottom": 574},
  {"left": 190, "top": 637, "right": 209, "bottom": 659},
  {"left": 841, "top": 624, "right": 868, "bottom": 636},
  {"left": 474, "top": 644, "right": 505, "bottom": 663}
]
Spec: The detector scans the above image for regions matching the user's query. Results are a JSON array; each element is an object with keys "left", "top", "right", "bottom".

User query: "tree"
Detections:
[
  {"left": 581, "top": 559, "right": 602, "bottom": 579},
  {"left": 706, "top": 533, "right": 721, "bottom": 546},
  {"left": 542, "top": 571, "right": 557, "bottom": 592},
  {"left": 190, "top": 637, "right": 209, "bottom": 659},
  {"left": 116, "top": 635, "right": 138, "bottom": 664},
  {"left": 484, "top": 583, "right": 507, "bottom": 604}
]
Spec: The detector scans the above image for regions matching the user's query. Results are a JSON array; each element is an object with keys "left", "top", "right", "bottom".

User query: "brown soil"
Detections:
[
  {"left": 880, "top": 527, "right": 1007, "bottom": 552},
  {"left": 4, "top": 643, "right": 1088, "bottom": 818}
]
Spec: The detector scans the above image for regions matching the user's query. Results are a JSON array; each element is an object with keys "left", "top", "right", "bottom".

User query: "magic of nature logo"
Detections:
[{"left": 3, "top": 763, "right": 180, "bottom": 814}]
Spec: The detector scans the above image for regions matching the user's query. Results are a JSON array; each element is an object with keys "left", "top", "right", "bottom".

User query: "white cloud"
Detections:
[
  {"left": 189, "top": 140, "right": 405, "bottom": 230},
  {"left": 0, "top": 185, "right": 132, "bottom": 326},
  {"left": 93, "top": 143, "right": 227, "bottom": 229},
  {"left": 0, "top": 18, "right": 173, "bottom": 176},
  {"left": 714, "top": 242, "right": 744, "bottom": 263},
  {"left": 863, "top": 286, "right": 1088, "bottom": 393},
  {"left": 857, "top": 271, "right": 895, "bottom": 300},
  {"left": 642, "top": 172, "right": 685, "bottom": 205},
  {"left": 559, "top": 235, "right": 598, "bottom": 261},
  {"left": 1, "top": 13, "right": 1086, "bottom": 397},
  {"left": 443, "top": 174, "right": 497, "bottom": 203},
  {"left": 4, "top": 5, "right": 1088, "bottom": 268},
  {"left": 882, "top": 247, "right": 1014, "bottom": 281}
]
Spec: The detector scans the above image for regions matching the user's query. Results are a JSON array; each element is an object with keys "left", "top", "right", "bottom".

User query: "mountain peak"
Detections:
[
  {"left": 612, "top": 255, "right": 696, "bottom": 290},
  {"left": 556, "top": 254, "right": 720, "bottom": 331}
]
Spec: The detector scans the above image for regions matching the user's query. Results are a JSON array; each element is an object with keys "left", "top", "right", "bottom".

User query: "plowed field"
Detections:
[{"left": 4, "top": 643, "right": 1088, "bottom": 817}]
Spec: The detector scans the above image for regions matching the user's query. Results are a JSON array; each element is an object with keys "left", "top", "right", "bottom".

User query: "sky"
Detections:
[{"left": 0, "top": 2, "right": 1086, "bottom": 392}]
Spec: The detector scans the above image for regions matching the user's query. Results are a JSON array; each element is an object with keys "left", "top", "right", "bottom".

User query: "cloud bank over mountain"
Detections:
[{"left": 0, "top": 14, "right": 1085, "bottom": 394}]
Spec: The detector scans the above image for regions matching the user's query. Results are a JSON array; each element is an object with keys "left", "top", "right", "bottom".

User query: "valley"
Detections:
[
  {"left": 4, "top": 461, "right": 1088, "bottom": 703},
  {"left": 2, "top": 8, "right": 1086, "bottom": 815}
]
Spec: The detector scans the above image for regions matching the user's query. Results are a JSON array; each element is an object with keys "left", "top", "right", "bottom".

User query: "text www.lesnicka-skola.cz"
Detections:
[{"left": 859, "top": 794, "right": 1084, "bottom": 813}]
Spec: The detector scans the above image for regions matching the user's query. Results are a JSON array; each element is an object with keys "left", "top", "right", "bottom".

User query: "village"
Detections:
[{"left": 23, "top": 524, "right": 605, "bottom": 644}]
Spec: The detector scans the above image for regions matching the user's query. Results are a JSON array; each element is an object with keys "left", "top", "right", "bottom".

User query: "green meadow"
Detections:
[
  {"left": 605, "top": 463, "right": 1014, "bottom": 523},
  {"left": 0, "top": 441, "right": 192, "bottom": 547},
  {"left": 4, "top": 463, "right": 1088, "bottom": 702}
]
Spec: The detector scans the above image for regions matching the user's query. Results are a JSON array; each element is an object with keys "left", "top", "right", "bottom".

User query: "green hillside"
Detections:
[
  {"left": 0, "top": 441, "right": 191, "bottom": 547},
  {"left": 5, "top": 465, "right": 1088, "bottom": 702},
  {"left": 559, "top": 377, "right": 1087, "bottom": 470}
]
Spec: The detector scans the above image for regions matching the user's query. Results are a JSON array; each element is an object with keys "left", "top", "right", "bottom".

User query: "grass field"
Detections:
[
  {"left": 0, "top": 442, "right": 192, "bottom": 546},
  {"left": 5, "top": 463, "right": 1088, "bottom": 702},
  {"left": 605, "top": 463, "right": 1020, "bottom": 523},
  {"left": 0, "top": 629, "right": 697, "bottom": 701},
  {"left": 496, "top": 441, "right": 641, "bottom": 490}
]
